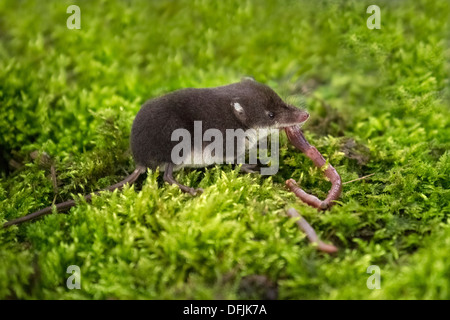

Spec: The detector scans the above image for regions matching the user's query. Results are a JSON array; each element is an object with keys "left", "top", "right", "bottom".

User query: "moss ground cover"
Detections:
[{"left": 0, "top": 0, "right": 449, "bottom": 299}]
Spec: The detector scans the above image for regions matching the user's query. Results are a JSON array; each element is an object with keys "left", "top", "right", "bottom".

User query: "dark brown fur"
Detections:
[{"left": 131, "top": 79, "right": 307, "bottom": 169}]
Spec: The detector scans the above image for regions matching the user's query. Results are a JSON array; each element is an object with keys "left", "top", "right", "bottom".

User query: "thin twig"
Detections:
[{"left": 342, "top": 173, "right": 375, "bottom": 185}]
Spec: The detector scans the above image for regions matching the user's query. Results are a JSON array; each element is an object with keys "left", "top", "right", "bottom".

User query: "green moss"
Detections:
[{"left": 0, "top": 0, "right": 449, "bottom": 299}]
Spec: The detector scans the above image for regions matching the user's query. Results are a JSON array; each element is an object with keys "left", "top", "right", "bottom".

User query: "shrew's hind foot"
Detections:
[
  {"left": 163, "top": 163, "right": 203, "bottom": 196},
  {"left": 239, "top": 163, "right": 260, "bottom": 174},
  {"left": 185, "top": 187, "right": 204, "bottom": 196}
]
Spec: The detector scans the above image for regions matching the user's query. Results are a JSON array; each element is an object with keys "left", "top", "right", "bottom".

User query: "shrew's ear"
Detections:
[
  {"left": 231, "top": 101, "right": 247, "bottom": 124},
  {"left": 241, "top": 76, "right": 256, "bottom": 82}
]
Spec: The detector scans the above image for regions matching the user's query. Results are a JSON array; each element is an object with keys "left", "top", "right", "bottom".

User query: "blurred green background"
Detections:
[{"left": 0, "top": 0, "right": 449, "bottom": 299}]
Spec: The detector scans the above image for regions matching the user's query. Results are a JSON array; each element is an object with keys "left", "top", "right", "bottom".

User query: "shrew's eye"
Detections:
[{"left": 267, "top": 111, "right": 275, "bottom": 119}]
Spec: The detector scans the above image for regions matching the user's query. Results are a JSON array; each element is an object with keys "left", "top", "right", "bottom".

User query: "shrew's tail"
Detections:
[{"left": 3, "top": 166, "right": 146, "bottom": 228}]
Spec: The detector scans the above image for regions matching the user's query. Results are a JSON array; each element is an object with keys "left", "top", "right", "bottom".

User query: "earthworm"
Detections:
[
  {"left": 286, "top": 208, "right": 338, "bottom": 254},
  {"left": 285, "top": 125, "right": 342, "bottom": 210}
]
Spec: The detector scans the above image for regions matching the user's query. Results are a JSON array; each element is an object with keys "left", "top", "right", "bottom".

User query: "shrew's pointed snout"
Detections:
[
  {"left": 285, "top": 104, "right": 310, "bottom": 125},
  {"left": 296, "top": 111, "right": 309, "bottom": 124}
]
